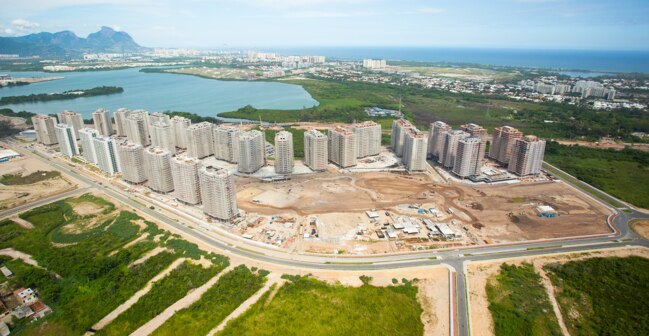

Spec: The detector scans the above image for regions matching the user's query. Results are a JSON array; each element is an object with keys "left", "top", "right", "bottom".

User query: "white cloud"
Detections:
[{"left": 12, "top": 19, "right": 40, "bottom": 30}]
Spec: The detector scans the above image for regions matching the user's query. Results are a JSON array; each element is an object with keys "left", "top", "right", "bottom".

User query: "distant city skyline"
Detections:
[{"left": 1, "top": 0, "right": 649, "bottom": 50}]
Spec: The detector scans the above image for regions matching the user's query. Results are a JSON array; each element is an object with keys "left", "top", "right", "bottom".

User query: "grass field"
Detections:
[
  {"left": 0, "top": 170, "right": 61, "bottom": 185},
  {"left": 544, "top": 142, "right": 649, "bottom": 209},
  {"left": 486, "top": 263, "right": 562, "bottom": 336},
  {"left": 545, "top": 256, "right": 649, "bottom": 336},
  {"left": 218, "top": 276, "right": 424, "bottom": 336},
  {"left": 151, "top": 265, "right": 266, "bottom": 336}
]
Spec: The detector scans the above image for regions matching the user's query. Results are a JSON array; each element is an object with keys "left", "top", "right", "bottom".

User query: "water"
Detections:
[
  {"left": 268, "top": 47, "right": 649, "bottom": 73},
  {"left": 0, "top": 68, "right": 318, "bottom": 120},
  {"left": 558, "top": 71, "right": 614, "bottom": 78}
]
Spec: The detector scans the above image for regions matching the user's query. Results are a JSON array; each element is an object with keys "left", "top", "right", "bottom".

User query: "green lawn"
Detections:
[
  {"left": 486, "top": 263, "right": 562, "bottom": 336},
  {"left": 218, "top": 276, "right": 424, "bottom": 336},
  {"left": 544, "top": 142, "right": 649, "bottom": 209},
  {"left": 151, "top": 265, "right": 266, "bottom": 336},
  {"left": 545, "top": 256, "right": 649, "bottom": 336},
  {"left": 0, "top": 171, "right": 61, "bottom": 185},
  {"left": 98, "top": 261, "right": 224, "bottom": 336}
]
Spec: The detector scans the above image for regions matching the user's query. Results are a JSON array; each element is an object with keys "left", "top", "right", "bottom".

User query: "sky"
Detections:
[{"left": 0, "top": 0, "right": 648, "bottom": 50}]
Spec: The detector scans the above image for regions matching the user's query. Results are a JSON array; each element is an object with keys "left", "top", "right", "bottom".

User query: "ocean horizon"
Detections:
[{"left": 258, "top": 46, "right": 649, "bottom": 73}]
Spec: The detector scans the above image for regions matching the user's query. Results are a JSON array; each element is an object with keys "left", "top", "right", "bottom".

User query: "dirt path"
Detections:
[
  {"left": 207, "top": 273, "right": 283, "bottom": 336},
  {"left": 536, "top": 267, "right": 571, "bottom": 336},
  {"left": 0, "top": 248, "right": 40, "bottom": 267},
  {"left": 130, "top": 264, "right": 235, "bottom": 336},
  {"left": 109, "top": 233, "right": 149, "bottom": 256},
  {"left": 92, "top": 257, "right": 187, "bottom": 331},
  {"left": 129, "top": 247, "right": 171, "bottom": 267},
  {"left": 10, "top": 216, "right": 34, "bottom": 229}
]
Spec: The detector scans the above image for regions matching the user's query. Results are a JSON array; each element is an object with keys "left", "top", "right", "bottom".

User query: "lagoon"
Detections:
[{"left": 0, "top": 68, "right": 318, "bottom": 120}]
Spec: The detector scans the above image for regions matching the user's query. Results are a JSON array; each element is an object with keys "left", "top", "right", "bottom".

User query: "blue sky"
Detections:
[{"left": 1, "top": 0, "right": 648, "bottom": 50}]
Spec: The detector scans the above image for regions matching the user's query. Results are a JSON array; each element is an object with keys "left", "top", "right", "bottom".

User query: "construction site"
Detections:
[{"left": 231, "top": 167, "right": 613, "bottom": 254}]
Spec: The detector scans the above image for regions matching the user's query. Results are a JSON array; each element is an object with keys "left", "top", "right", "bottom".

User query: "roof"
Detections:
[
  {"left": 536, "top": 205, "right": 556, "bottom": 213},
  {"left": 0, "top": 149, "right": 20, "bottom": 160},
  {"left": 0, "top": 266, "right": 12, "bottom": 277},
  {"left": 365, "top": 211, "right": 380, "bottom": 218}
]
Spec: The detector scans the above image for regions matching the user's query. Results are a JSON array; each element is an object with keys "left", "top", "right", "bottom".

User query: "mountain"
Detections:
[{"left": 0, "top": 27, "right": 147, "bottom": 57}]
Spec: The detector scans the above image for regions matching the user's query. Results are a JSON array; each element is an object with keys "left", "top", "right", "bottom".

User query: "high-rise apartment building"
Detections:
[
  {"left": 328, "top": 126, "right": 356, "bottom": 168},
  {"left": 508, "top": 135, "right": 546, "bottom": 176},
  {"left": 460, "top": 123, "right": 487, "bottom": 141},
  {"left": 78, "top": 128, "right": 100, "bottom": 163},
  {"left": 143, "top": 147, "right": 174, "bottom": 193},
  {"left": 57, "top": 111, "right": 84, "bottom": 139},
  {"left": 403, "top": 128, "right": 428, "bottom": 172},
  {"left": 54, "top": 124, "right": 79, "bottom": 158},
  {"left": 274, "top": 131, "right": 294, "bottom": 174},
  {"left": 148, "top": 112, "right": 170, "bottom": 125},
  {"left": 198, "top": 166, "right": 238, "bottom": 221},
  {"left": 391, "top": 119, "right": 414, "bottom": 157},
  {"left": 186, "top": 122, "right": 214, "bottom": 159},
  {"left": 170, "top": 155, "right": 201, "bottom": 205},
  {"left": 452, "top": 137, "right": 485, "bottom": 178},
  {"left": 170, "top": 116, "right": 191, "bottom": 149},
  {"left": 92, "top": 136, "right": 120, "bottom": 175},
  {"left": 440, "top": 130, "right": 470, "bottom": 168},
  {"left": 114, "top": 108, "right": 132, "bottom": 137},
  {"left": 489, "top": 126, "right": 523, "bottom": 164},
  {"left": 237, "top": 130, "right": 265, "bottom": 173},
  {"left": 150, "top": 121, "right": 176, "bottom": 153},
  {"left": 428, "top": 121, "right": 451, "bottom": 159},
  {"left": 303, "top": 129, "right": 328, "bottom": 171},
  {"left": 117, "top": 142, "right": 146, "bottom": 184},
  {"left": 213, "top": 125, "right": 240, "bottom": 163},
  {"left": 92, "top": 108, "right": 114, "bottom": 136},
  {"left": 351, "top": 121, "right": 381, "bottom": 158},
  {"left": 125, "top": 111, "right": 151, "bottom": 147},
  {"left": 31, "top": 114, "right": 58, "bottom": 145}
]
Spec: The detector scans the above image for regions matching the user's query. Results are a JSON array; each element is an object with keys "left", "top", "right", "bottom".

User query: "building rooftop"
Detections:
[{"left": 331, "top": 126, "right": 354, "bottom": 135}]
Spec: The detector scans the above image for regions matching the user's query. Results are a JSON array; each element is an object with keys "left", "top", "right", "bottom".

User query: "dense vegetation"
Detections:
[
  {"left": 0, "top": 108, "right": 36, "bottom": 124},
  {"left": 486, "top": 263, "right": 562, "bottom": 336},
  {"left": 0, "top": 194, "right": 229, "bottom": 335},
  {"left": 98, "top": 261, "right": 224, "bottom": 336},
  {"left": 545, "top": 256, "right": 649, "bottom": 336},
  {"left": 151, "top": 265, "right": 266, "bottom": 336},
  {"left": 219, "top": 275, "right": 424, "bottom": 336},
  {"left": 0, "top": 86, "right": 123, "bottom": 105},
  {"left": 218, "top": 77, "right": 649, "bottom": 142},
  {"left": 544, "top": 141, "right": 649, "bottom": 208},
  {"left": 162, "top": 110, "right": 221, "bottom": 124}
]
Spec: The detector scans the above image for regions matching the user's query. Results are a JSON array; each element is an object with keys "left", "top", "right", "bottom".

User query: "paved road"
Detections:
[{"left": 5, "top": 139, "right": 649, "bottom": 336}]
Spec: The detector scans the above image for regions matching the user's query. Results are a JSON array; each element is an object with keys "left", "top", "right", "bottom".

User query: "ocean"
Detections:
[{"left": 266, "top": 47, "right": 649, "bottom": 73}]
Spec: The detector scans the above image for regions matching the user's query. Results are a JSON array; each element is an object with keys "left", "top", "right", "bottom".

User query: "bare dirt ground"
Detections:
[
  {"left": 0, "top": 248, "right": 40, "bottom": 267},
  {"left": 0, "top": 156, "right": 76, "bottom": 210},
  {"left": 467, "top": 247, "right": 649, "bottom": 336},
  {"left": 631, "top": 219, "right": 649, "bottom": 240},
  {"left": 129, "top": 247, "right": 172, "bottom": 267},
  {"left": 236, "top": 170, "right": 611, "bottom": 253},
  {"left": 10, "top": 216, "right": 34, "bottom": 229}
]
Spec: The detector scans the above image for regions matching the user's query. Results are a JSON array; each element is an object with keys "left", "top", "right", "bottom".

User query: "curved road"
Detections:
[{"left": 3, "top": 139, "right": 649, "bottom": 336}]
